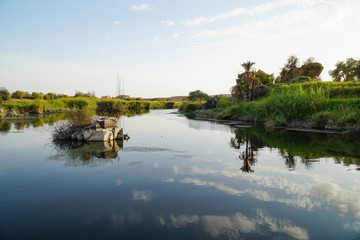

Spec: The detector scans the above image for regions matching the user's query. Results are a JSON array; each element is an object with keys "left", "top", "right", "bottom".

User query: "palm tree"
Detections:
[{"left": 231, "top": 61, "right": 259, "bottom": 101}]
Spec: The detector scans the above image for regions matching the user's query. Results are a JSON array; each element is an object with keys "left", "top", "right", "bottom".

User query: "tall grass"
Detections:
[
  {"left": 215, "top": 82, "right": 360, "bottom": 128},
  {"left": 0, "top": 97, "right": 184, "bottom": 113}
]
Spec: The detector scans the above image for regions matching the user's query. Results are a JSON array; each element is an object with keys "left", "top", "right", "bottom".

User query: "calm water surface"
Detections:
[{"left": 0, "top": 110, "right": 360, "bottom": 240}]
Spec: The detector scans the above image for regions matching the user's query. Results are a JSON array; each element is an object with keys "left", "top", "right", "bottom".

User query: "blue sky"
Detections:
[{"left": 0, "top": 0, "right": 359, "bottom": 98}]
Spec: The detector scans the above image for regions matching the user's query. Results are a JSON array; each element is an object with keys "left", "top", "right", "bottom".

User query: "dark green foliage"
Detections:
[
  {"left": 43, "top": 93, "right": 55, "bottom": 100},
  {"left": 0, "top": 87, "right": 11, "bottom": 101},
  {"left": 164, "top": 102, "right": 175, "bottom": 109},
  {"left": 31, "top": 92, "right": 43, "bottom": 99},
  {"left": 279, "top": 56, "right": 323, "bottom": 83},
  {"left": 179, "top": 102, "right": 203, "bottom": 113},
  {"left": 11, "top": 90, "right": 26, "bottom": 99},
  {"left": 231, "top": 61, "right": 259, "bottom": 101},
  {"left": 66, "top": 99, "right": 89, "bottom": 109},
  {"left": 188, "top": 90, "right": 210, "bottom": 101},
  {"left": 329, "top": 58, "right": 359, "bottom": 82},
  {"left": 279, "top": 55, "right": 299, "bottom": 83},
  {"left": 96, "top": 100, "right": 123, "bottom": 114},
  {"left": 74, "top": 91, "right": 95, "bottom": 98}
]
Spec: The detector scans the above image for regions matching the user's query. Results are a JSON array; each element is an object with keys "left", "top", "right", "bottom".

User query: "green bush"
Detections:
[{"left": 0, "top": 87, "right": 11, "bottom": 101}]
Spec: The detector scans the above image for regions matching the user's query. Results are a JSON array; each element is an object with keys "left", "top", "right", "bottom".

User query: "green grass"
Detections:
[
  {"left": 0, "top": 97, "right": 185, "bottom": 114},
  {"left": 213, "top": 81, "right": 360, "bottom": 129}
]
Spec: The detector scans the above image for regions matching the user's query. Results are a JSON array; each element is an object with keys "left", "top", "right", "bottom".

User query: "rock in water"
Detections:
[{"left": 69, "top": 117, "right": 125, "bottom": 142}]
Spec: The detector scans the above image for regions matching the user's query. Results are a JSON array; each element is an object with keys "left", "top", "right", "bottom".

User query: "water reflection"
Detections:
[
  {"left": 0, "top": 113, "right": 68, "bottom": 133},
  {"left": 160, "top": 209, "right": 309, "bottom": 240},
  {"left": 230, "top": 132, "right": 264, "bottom": 173},
  {"left": 0, "top": 122, "right": 11, "bottom": 133},
  {"left": 231, "top": 127, "right": 360, "bottom": 170},
  {"left": 49, "top": 140, "right": 123, "bottom": 167}
]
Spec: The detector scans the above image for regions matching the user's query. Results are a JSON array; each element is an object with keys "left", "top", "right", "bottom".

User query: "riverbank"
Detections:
[
  {"left": 0, "top": 97, "right": 184, "bottom": 119},
  {"left": 180, "top": 82, "right": 360, "bottom": 135}
]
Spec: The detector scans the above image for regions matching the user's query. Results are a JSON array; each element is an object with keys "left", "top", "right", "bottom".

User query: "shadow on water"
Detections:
[
  {"left": 48, "top": 140, "right": 124, "bottom": 167},
  {"left": 230, "top": 126, "right": 360, "bottom": 171}
]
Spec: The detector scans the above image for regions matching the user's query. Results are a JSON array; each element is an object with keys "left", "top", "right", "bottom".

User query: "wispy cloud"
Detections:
[
  {"left": 187, "top": 0, "right": 360, "bottom": 47},
  {"left": 180, "top": 0, "right": 317, "bottom": 26},
  {"left": 161, "top": 20, "right": 174, "bottom": 26},
  {"left": 114, "top": 20, "right": 120, "bottom": 25},
  {"left": 130, "top": 4, "right": 152, "bottom": 11}
]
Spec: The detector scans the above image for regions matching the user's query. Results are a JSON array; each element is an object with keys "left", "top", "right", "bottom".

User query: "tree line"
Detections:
[
  {"left": 231, "top": 56, "right": 360, "bottom": 101},
  {"left": 0, "top": 89, "right": 97, "bottom": 104}
]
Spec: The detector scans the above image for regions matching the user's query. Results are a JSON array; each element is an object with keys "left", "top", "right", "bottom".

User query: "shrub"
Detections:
[
  {"left": 66, "top": 99, "right": 89, "bottom": 109},
  {"left": 11, "top": 90, "right": 26, "bottom": 99},
  {"left": 31, "top": 92, "right": 43, "bottom": 99},
  {"left": 188, "top": 90, "right": 210, "bottom": 101},
  {"left": 0, "top": 87, "right": 11, "bottom": 101}
]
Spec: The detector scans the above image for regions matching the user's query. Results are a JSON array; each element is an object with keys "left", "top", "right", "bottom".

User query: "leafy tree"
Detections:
[
  {"left": 355, "top": 59, "right": 360, "bottom": 80},
  {"left": 279, "top": 56, "right": 323, "bottom": 82},
  {"left": 24, "top": 91, "right": 32, "bottom": 99},
  {"left": 11, "top": 90, "right": 26, "bottom": 99},
  {"left": 31, "top": 92, "right": 43, "bottom": 99},
  {"left": 188, "top": 90, "right": 210, "bottom": 101},
  {"left": 329, "top": 58, "right": 358, "bottom": 82},
  {"left": 43, "top": 92, "right": 55, "bottom": 100},
  {"left": 0, "top": 87, "right": 11, "bottom": 101},
  {"left": 256, "top": 69, "right": 274, "bottom": 85},
  {"left": 279, "top": 55, "right": 299, "bottom": 83},
  {"left": 75, "top": 91, "right": 96, "bottom": 98}
]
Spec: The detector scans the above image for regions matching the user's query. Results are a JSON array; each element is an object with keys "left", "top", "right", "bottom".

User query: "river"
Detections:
[{"left": 0, "top": 109, "right": 359, "bottom": 240}]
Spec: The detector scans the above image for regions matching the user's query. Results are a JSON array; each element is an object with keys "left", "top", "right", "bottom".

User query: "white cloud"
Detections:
[
  {"left": 161, "top": 20, "right": 174, "bottom": 26},
  {"left": 114, "top": 20, "right": 120, "bottom": 25},
  {"left": 130, "top": 4, "right": 152, "bottom": 11}
]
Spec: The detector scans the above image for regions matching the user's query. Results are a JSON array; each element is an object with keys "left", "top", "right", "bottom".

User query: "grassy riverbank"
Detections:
[
  {"left": 0, "top": 97, "right": 184, "bottom": 115},
  {"left": 183, "top": 82, "right": 360, "bottom": 131}
]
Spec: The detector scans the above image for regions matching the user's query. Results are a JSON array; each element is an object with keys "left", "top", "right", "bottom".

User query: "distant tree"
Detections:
[
  {"left": 329, "top": 58, "right": 358, "bottom": 82},
  {"left": 231, "top": 61, "right": 259, "bottom": 101},
  {"left": 279, "top": 55, "right": 323, "bottom": 82},
  {"left": 56, "top": 94, "right": 69, "bottom": 99},
  {"left": 0, "top": 87, "right": 11, "bottom": 101},
  {"left": 31, "top": 92, "right": 43, "bottom": 99},
  {"left": 74, "top": 91, "right": 96, "bottom": 98},
  {"left": 355, "top": 59, "right": 360, "bottom": 80},
  {"left": 24, "top": 91, "right": 32, "bottom": 99},
  {"left": 11, "top": 90, "right": 26, "bottom": 99},
  {"left": 43, "top": 92, "right": 55, "bottom": 100},
  {"left": 188, "top": 90, "right": 210, "bottom": 101},
  {"left": 256, "top": 69, "right": 274, "bottom": 85},
  {"left": 279, "top": 55, "right": 299, "bottom": 83}
]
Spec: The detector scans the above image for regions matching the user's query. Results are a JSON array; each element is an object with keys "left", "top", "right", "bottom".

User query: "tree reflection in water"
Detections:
[
  {"left": 230, "top": 132, "right": 264, "bottom": 173},
  {"left": 49, "top": 140, "right": 123, "bottom": 167},
  {"left": 230, "top": 127, "right": 360, "bottom": 171}
]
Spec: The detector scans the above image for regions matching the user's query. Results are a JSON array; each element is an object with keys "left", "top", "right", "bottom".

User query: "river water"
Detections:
[{"left": 0, "top": 110, "right": 359, "bottom": 240}]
